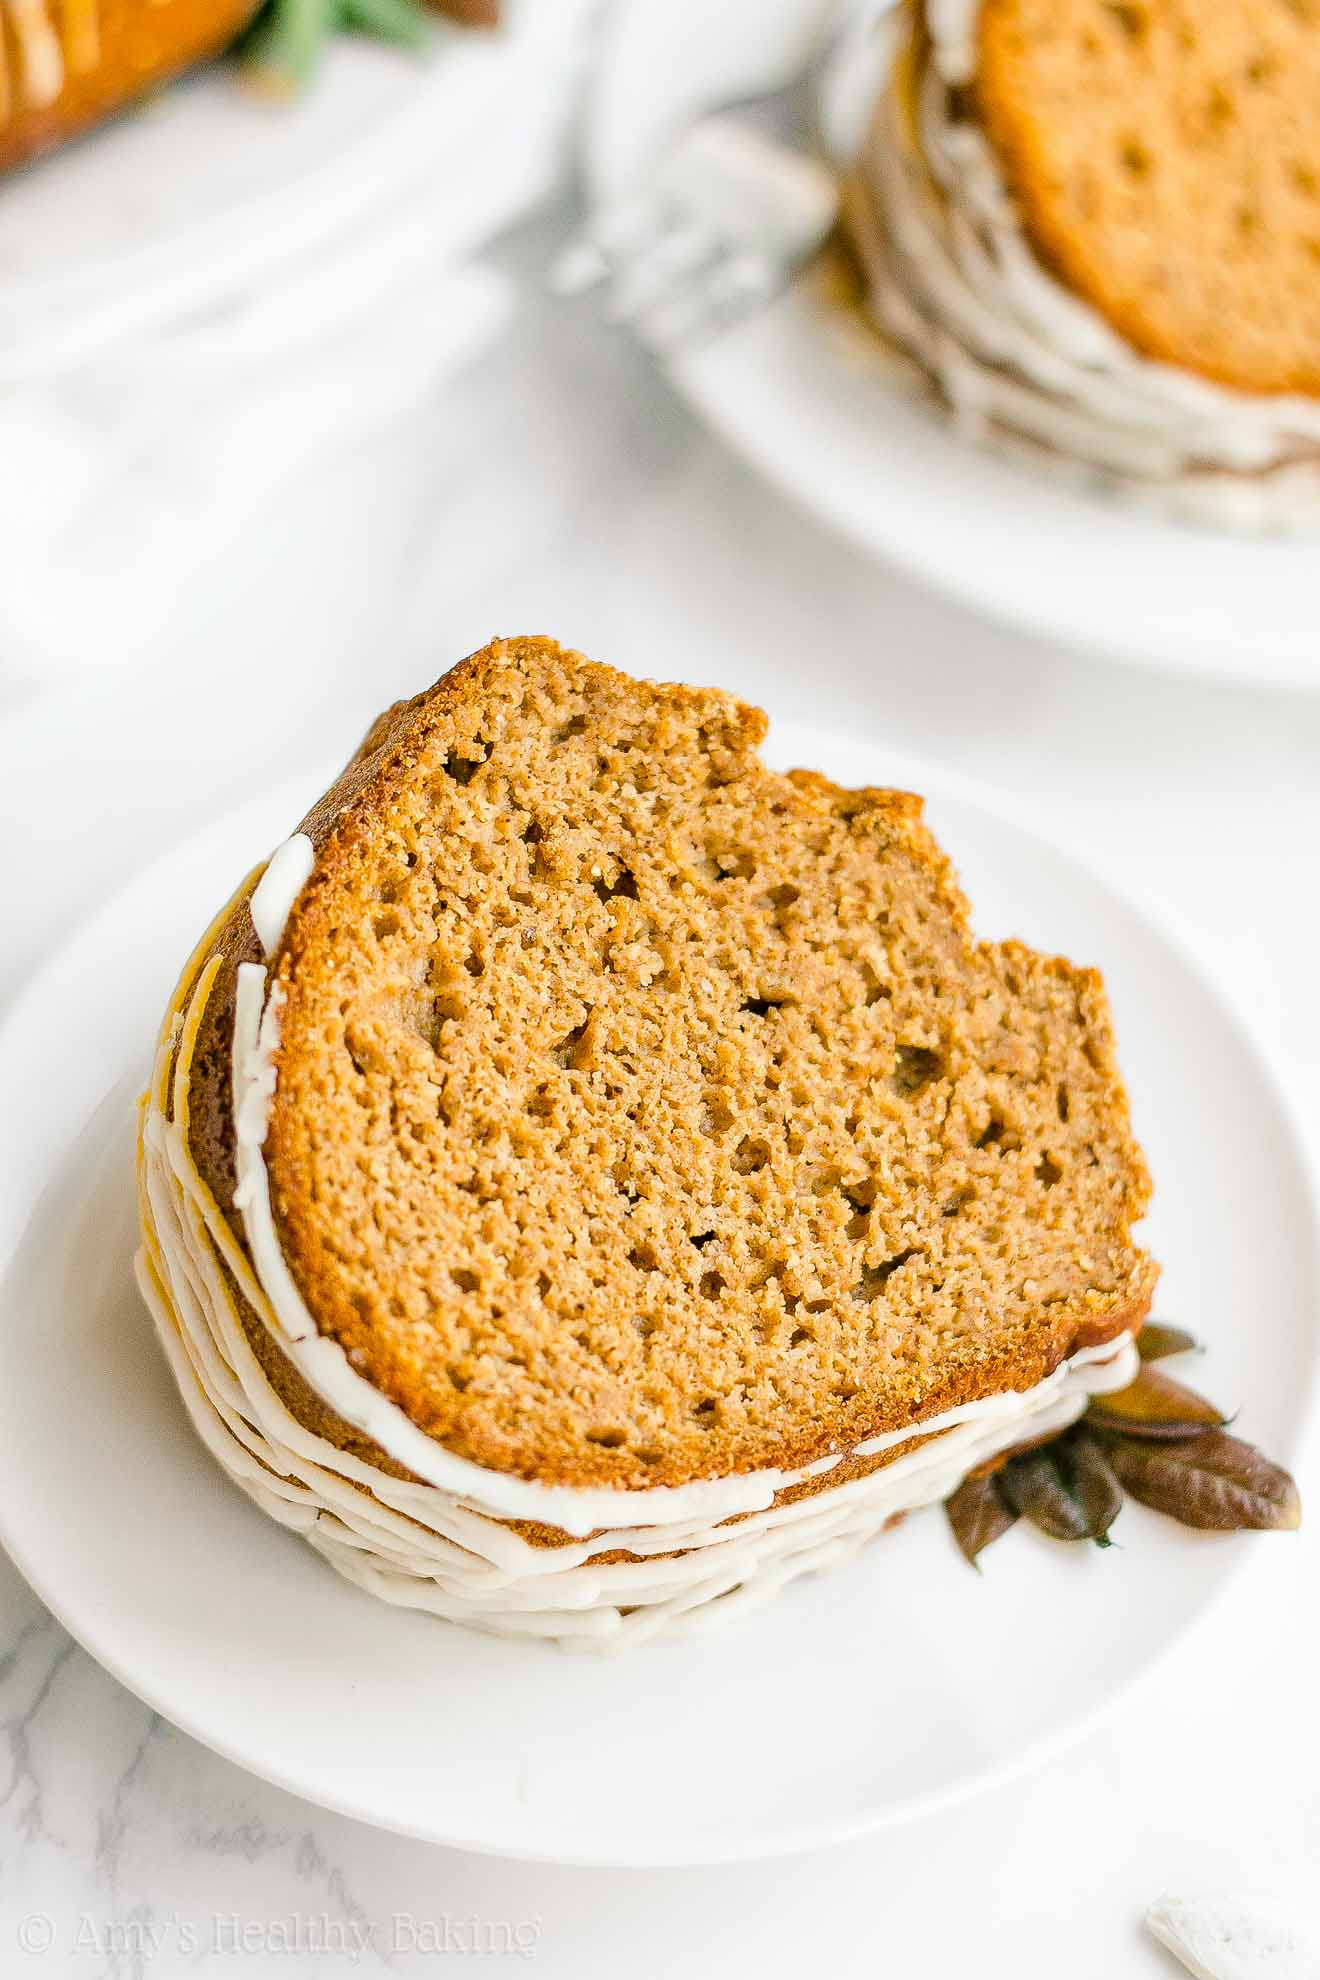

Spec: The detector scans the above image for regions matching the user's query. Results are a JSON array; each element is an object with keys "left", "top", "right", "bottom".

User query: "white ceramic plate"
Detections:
[
  {"left": 0, "top": 730, "right": 1315, "bottom": 1865},
  {"left": 585, "top": 0, "right": 1320, "bottom": 692}
]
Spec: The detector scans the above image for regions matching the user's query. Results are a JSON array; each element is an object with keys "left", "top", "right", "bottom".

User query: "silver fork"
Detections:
[{"left": 551, "top": 88, "right": 842, "bottom": 355}]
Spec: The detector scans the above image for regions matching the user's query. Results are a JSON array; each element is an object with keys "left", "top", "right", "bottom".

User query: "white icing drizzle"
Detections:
[
  {"left": 5, "top": 0, "right": 64, "bottom": 111},
  {"left": 0, "top": 0, "right": 139, "bottom": 125},
  {"left": 133, "top": 835, "right": 1142, "bottom": 1646},
  {"left": 848, "top": 0, "right": 1320, "bottom": 528},
  {"left": 248, "top": 831, "right": 314, "bottom": 958}
]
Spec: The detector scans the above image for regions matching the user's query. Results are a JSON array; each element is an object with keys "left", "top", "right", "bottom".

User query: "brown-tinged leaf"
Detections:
[
  {"left": 1065, "top": 1428, "right": 1125, "bottom": 1547},
  {"left": 1136, "top": 1322, "right": 1200, "bottom": 1363},
  {"left": 999, "top": 1448, "right": 1096, "bottom": 1542},
  {"left": 945, "top": 1472, "right": 1017, "bottom": 1567},
  {"left": 1106, "top": 1430, "right": 1302, "bottom": 1532},
  {"left": 1086, "top": 1364, "right": 1226, "bottom": 1440}
]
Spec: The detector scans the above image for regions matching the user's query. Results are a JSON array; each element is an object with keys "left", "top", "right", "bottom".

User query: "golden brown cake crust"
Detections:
[
  {"left": 190, "top": 635, "right": 1158, "bottom": 1497},
  {"left": 977, "top": 0, "right": 1320, "bottom": 397}
]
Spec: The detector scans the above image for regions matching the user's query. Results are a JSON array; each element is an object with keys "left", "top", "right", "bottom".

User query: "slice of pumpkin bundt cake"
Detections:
[{"left": 137, "top": 635, "right": 1155, "bottom": 1645}]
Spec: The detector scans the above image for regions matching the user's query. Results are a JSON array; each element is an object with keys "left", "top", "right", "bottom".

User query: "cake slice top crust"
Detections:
[
  {"left": 977, "top": 0, "right": 1320, "bottom": 397},
  {"left": 259, "top": 636, "right": 1155, "bottom": 1490}
]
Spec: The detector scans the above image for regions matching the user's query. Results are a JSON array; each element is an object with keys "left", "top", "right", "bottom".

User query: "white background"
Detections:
[{"left": 1, "top": 211, "right": 1319, "bottom": 1976}]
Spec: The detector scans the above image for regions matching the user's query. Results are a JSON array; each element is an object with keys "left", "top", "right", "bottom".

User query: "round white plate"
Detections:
[
  {"left": 0, "top": 731, "right": 1315, "bottom": 1865},
  {"left": 585, "top": 0, "right": 1320, "bottom": 692}
]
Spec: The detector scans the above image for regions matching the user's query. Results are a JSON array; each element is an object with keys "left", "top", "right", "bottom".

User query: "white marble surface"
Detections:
[{"left": 2, "top": 210, "right": 1320, "bottom": 1977}]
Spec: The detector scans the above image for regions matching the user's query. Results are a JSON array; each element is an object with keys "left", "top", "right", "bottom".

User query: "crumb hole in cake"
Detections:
[
  {"left": 976, "top": 1114, "right": 1019, "bottom": 1152},
  {"left": 789, "top": 1326, "right": 812, "bottom": 1348},
  {"left": 447, "top": 1364, "right": 470, "bottom": 1392},
  {"left": 439, "top": 742, "right": 492, "bottom": 786},
  {"left": 592, "top": 865, "right": 639, "bottom": 905},
  {"left": 372, "top": 910, "right": 399, "bottom": 941},
  {"left": 586, "top": 1427, "right": 627, "bottom": 1450},
  {"left": 699, "top": 1270, "right": 726, "bottom": 1299},
  {"left": 841, "top": 1184, "right": 873, "bottom": 1240},
  {"left": 690, "top": 1229, "right": 717, "bottom": 1251},
  {"left": 692, "top": 1398, "right": 718, "bottom": 1427},
  {"left": 851, "top": 1248, "right": 919, "bottom": 1300},
  {"left": 732, "top": 1136, "right": 770, "bottom": 1175},
  {"left": 1104, "top": 1, "right": 1146, "bottom": 37},
  {"left": 1119, "top": 137, "right": 1151, "bottom": 178},
  {"left": 629, "top": 1242, "right": 658, "bottom": 1272},
  {"left": 451, "top": 1268, "right": 480, "bottom": 1294},
  {"left": 859, "top": 961, "right": 891, "bottom": 1007},
  {"left": 634, "top": 1315, "right": 658, "bottom": 1339},
  {"left": 1035, "top": 1152, "right": 1063, "bottom": 1188},
  {"left": 741, "top": 995, "right": 792, "bottom": 1018},
  {"left": 464, "top": 951, "right": 485, "bottom": 977},
  {"left": 535, "top": 1271, "right": 551, "bottom": 1298},
  {"left": 700, "top": 1095, "right": 734, "bottom": 1137},
  {"left": 552, "top": 1017, "right": 591, "bottom": 1070},
  {"left": 1057, "top": 1083, "right": 1071, "bottom": 1123},
  {"left": 552, "top": 713, "right": 588, "bottom": 742},
  {"left": 405, "top": 986, "right": 463, "bottom": 1053},
  {"left": 1246, "top": 52, "right": 1273, "bottom": 83},
  {"left": 712, "top": 848, "right": 756, "bottom": 881},
  {"left": 761, "top": 883, "right": 800, "bottom": 926},
  {"left": 891, "top": 1043, "right": 942, "bottom": 1097},
  {"left": 1237, "top": 203, "right": 1259, "bottom": 236},
  {"left": 1205, "top": 84, "right": 1234, "bottom": 127}
]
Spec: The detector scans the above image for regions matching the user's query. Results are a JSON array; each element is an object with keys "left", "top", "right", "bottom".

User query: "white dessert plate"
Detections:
[
  {"left": 584, "top": 0, "right": 1320, "bottom": 692},
  {"left": 0, "top": 729, "right": 1315, "bottom": 1866}
]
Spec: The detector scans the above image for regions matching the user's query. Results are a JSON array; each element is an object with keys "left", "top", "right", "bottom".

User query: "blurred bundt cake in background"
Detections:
[{"left": 0, "top": 0, "right": 497, "bottom": 173}]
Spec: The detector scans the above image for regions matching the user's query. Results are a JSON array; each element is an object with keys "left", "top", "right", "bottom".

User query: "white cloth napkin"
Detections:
[{"left": 0, "top": 0, "right": 595, "bottom": 693}]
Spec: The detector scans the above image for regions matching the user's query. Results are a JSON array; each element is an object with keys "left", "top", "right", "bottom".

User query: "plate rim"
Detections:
[{"left": 1, "top": 736, "right": 1316, "bottom": 1865}]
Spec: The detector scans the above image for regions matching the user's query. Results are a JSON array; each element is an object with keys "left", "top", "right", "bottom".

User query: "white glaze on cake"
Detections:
[
  {"left": 134, "top": 837, "right": 1141, "bottom": 1648},
  {"left": 1, "top": 0, "right": 106, "bottom": 116},
  {"left": 847, "top": 0, "right": 1320, "bottom": 527}
]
